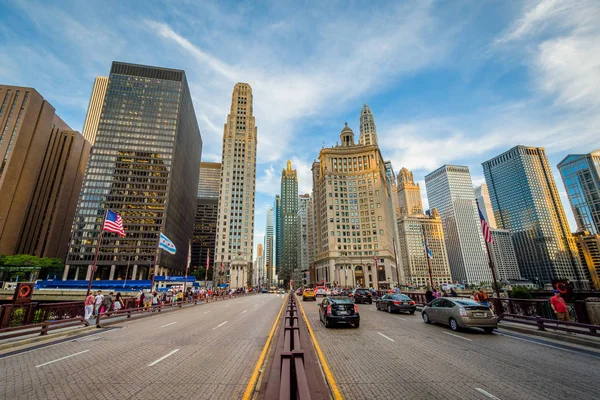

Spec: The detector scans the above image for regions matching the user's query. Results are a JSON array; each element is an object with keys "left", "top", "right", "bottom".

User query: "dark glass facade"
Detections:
[
  {"left": 65, "top": 62, "right": 202, "bottom": 280},
  {"left": 482, "top": 146, "right": 586, "bottom": 288},
  {"left": 191, "top": 198, "right": 218, "bottom": 272},
  {"left": 558, "top": 151, "right": 600, "bottom": 235}
]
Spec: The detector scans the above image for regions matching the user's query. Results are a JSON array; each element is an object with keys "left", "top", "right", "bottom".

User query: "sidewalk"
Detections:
[{"left": 498, "top": 320, "right": 600, "bottom": 350}]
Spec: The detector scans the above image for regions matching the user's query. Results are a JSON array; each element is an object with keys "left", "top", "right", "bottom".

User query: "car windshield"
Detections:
[
  {"left": 355, "top": 289, "right": 369, "bottom": 293},
  {"left": 304, "top": 289, "right": 314, "bottom": 293},
  {"left": 392, "top": 294, "right": 411, "bottom": 300},
  {"left": 453, "top": 300, "right": 482, "bottom": 306},
  {"left": 330, "top": 296, "right": 353, "bottom": 304}
]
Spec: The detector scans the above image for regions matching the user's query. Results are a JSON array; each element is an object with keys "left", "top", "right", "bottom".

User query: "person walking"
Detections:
[
  {"left": 550, "top": 290, "right": 570, "bottom": 322},
  {"left": 471, "top": 290, "right": 480, "bottom": 302},
  {"left": 450, "top": 288, "right": 458, "bottom": 297},
  {"left": 477, "top": 288, "right": 489, "bottom": 306},
  {"left": 425, "top": 287, "right": 434, "bottom": 304},
  {"left": 114, "top": 292, "right": 123, "bottom": 311},
  {"left": 84, "top": 292, "right": 95, "bottom": 325},
  {"left": 136, "top": 289, "right": 143, "bottom": 308},
  {"left": 94, "top": 290, "right": 104, "bottom": 317},
  {"left": 103, "top": 292, "right": 115, "bottom": 314}
]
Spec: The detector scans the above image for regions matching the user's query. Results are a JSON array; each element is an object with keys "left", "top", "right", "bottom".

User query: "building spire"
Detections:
[{"left": 359, "top": 104, "right": 378, "bottom": 146}]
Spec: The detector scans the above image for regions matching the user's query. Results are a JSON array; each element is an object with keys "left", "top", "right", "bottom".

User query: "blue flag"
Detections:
[
  {"left": 159, "top": 232, "right": 176, "bottom": 254},
  {"left": 422, "top": 227, "right": 433, "bottom": 259}
]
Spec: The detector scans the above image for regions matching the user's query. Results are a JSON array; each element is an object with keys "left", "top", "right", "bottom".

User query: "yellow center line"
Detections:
[
  {"left": 297, "top": 296, "right": 343, "bottom": 400},
  {"left": 242, "top": 296, "right": 287, "bottom": 400}
]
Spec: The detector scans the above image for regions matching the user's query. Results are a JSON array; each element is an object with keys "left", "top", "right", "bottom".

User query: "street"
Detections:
[
  {"left": 300, "top": 296, "right": 600, "bottom": 400},
  {"left": 0, "top": 294, "right": 285, "bottom": 400}
]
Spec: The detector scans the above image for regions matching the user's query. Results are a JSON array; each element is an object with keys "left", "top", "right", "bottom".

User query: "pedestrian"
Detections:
[
  {"left": 433, "top": 288, "right": 439, "bottom": 299},
  {"left": 114, "top": 292, "right": 123, "bottom": 311},
  {"left": 152, "top": 291, "right": 159, "bottom": 311},
  {"left": 442, "top": 290, "right": 448, "bottom": 297},
  {"left": 450, "top": 288, "right": 458, "bottom": 297},
  {"left": 139, "top": 291, "right": 145, "bottom": 310},
  {"left": 425, "top": 287, "right": 434, "bottom": 303},
  {"left": 144, "top": 290, "right": 153, "bottom": 310},
  {"left": 84, "top": 291, "right": 95, "bottom": 325},
  {"left": 103, "top": 292, "right": 115, "bottom": 314},
  {"left": 94, "top": 290, "right": 104, "bottom": 316},
  {"left": 471, "top": 290, "right": 479, "bottom": 302},
  {"left": 136, "top": 289, "right": 143, "bottom": 308},
  {"left": 550, "top": 290, "right": 570, "bottom": 322},
  {"left": 477, "top": 288, "right": 489, "bottom": 306}
]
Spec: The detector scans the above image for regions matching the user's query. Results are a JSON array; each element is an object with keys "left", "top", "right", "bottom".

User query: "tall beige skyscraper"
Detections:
[
  {"left": 214, "top": 83, "right": 257, "bottom": 289},
  {"left": 81, "top": 77, "right": 108, "bottom": 145},
  {"left": 474, "top": 183, "right": 496, "bottom": 229},
  {"left": 397, "top": 168, "right": 423, "bottom": 216}
]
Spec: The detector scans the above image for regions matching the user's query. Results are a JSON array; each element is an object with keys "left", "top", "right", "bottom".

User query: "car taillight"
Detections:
[
  {"left": 354, "top": 305, "right": 359, "bottom": 313},
  {"left": 409, "top": 301, "right": 415, "bottom": 305},
  {"left": 393, "top": 301, "right": 402, "bottom": 305},
  {"left": 459, "top": 307, "right": 467, "bottom": 317},
  {"left": 327, "top": 305, "right": 331, "bottom": 314}
]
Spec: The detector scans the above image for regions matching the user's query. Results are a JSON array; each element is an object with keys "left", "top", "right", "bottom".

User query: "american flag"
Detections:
[
  {"left": 478, "top": 207, "right": 493, "bottom": 243},
  {"left": 103, "top": 210, "right": 125, "bottom": 236},
  {"left": 374, "top": 255, "right": 379, "bottom": 270}
]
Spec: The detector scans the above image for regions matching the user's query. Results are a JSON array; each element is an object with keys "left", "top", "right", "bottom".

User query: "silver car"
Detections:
[{"left": 421, "top": 298, "right": 497, "bottom": 333}]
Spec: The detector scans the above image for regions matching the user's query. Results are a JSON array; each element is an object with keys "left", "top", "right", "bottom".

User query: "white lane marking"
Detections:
[
  {"left": 396, "top": 316, "right": 407, "bottom": 321},
  {"left": 241, "top": 310, "right": 247, "bottom": 314},
  {"left": 443, "top": 332, "right": 473, "bottom": 342},
  {"left": 204, "top": 310, "right": 212, "bottom": 314},
  {"left": 377, "top": 332, "right": 395, "bottom": 342},
  {"left": 160, "top": 321, "right": 177, "bottom": 328},
  {"left": 35, "top": 350, "right": 89, "bottom": 368},
  {"left": 495, "top": 332, "right": 587, "bottom": 356},
  {"left": 254, "top": 304, "right": 258, "bottom": 307},
  {"left": 212, "top": 321, "right": 228, "bottom": 330},
  {"left": 476, "top": 388, "right": 501, "bottom": 399},
  {"left": 148, "top": 349, "right": 180, "bottom": 366}
]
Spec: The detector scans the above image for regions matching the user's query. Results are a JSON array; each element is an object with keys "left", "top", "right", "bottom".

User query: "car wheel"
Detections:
[
  {"left": 422, "top": 312, "right": 431, "bottom": 324},
  {"left": 449, "top": 318, "right": 459, "bottom": 331},
  {"left": 354, "top": 320, "right": 360, "bottom": 328},
  {"left": 483, "top": 327, "right": 495, "bottom": 334},
  {"left": 387, "top": 304, "right": 392, "bottom": 313},
  {"left": 409, "top": 310, "right": 415, "bottom": 315}
]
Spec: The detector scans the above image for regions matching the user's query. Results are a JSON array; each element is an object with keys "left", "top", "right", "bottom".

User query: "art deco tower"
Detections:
[
  {"left": 397, "top": 168, "right": 424, "bottom": 216},
  {"left": 281, "top": 161, "right": 300, "bottom": 287},
  {"left": 214, "top": 83, "right": 257, "bottom": 289},
  {"left": 359, "top": 104, "right": 378, "bottom": 146}
]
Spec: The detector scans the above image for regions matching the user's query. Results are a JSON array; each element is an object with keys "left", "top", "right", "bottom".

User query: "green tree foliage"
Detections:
[
  {"left": 509, "top": 286, "right": 533, "bottom": 299},
  {"left": 0, "top": 254, "right": 64, "bottom": 280}
]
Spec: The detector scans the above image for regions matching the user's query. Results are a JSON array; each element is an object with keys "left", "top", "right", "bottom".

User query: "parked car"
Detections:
[
  {"left": 376, "top": 294, "right": 417, "bottom": 314},
  {"left": 260, "top": 288, "right": 269, "bottom": 293},
  {"left": 319, "top": 296, "right": 360, "bottom": 328},
  {"left": 302, "top": 288, "right": 316, "bottom": 301},
  {"left": 421, "top": 298, "right": 497, "bottom": 333},
  {"left": 351, "top": 288, "right": 372, "bottom": 304}
]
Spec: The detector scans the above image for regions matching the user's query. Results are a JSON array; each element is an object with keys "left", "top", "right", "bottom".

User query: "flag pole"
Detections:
[
  {"left": 87, "top": 209, "right": 107, "bottom": 296},
  {"left": 183, "top": 240, "right": 191, "bottom": 297},
  {"left": 204, "top": 248, "right": 210, "bottom": 288},
  {"left": 151, "top": 233, "right": 160, "bottom": 292},
  {"left": 485, "top": 240, "right": 501, "bottom": 299},
  {"left": 422, "top": 227, "right": 434, "bottom": 287}
]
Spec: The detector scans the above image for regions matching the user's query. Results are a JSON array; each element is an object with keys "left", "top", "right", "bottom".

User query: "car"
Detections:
[
  {"left": 376, "top": 294, "right": 417, "bottom": 314},
  {"left": 421, "top": 298, "right": 497, "bottom": 333},
  {"left": 268, "top": 289, "right": 276, "bottom": 294},
  {"left": 260, "top": 288, "right": 268, "bottom": 293},
  {"left": 296, "top": 288, "right": 303, "bottom": 295},
  {"left": 315, "top": 286, "right": 326, "bottom": 297},
  {"left": 351, "top": 288, "right": 372, "bottom": 304},
  {"left": 302, "top": 288, "right": 316, "bottom": 301},
  {"left": 318, "top": 296, "right": 360, "bottom": 328},
  {"left": 277, "top": 289, "right": 285, "bottom": 294}
]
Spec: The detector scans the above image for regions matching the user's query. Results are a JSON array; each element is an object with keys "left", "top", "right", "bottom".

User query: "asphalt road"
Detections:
[
  {"left": 0, "top": 293, "right": 285, "bottom": 400},
  {"left": 300, "top": 296, "right": 600, "bottom": 400}
]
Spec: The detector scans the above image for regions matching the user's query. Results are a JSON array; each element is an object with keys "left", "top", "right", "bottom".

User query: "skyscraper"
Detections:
[
  {"left": 298, "top": 194, "right": 310, "bottom": 286},
  {"left": 255, "top": 243, "right": 264, "bottom": 287},
  {"left": 557, "top": 150, "right": 600, "bottom": 235},
  {"left": 396, "top": 169, "right": 452, "bottom": 287},
  {"left": 191, "top": 162, "right": 221, "bottom": 274},
  {"left": 397, "top": 168, "right": 424, "bottom": 216},
  {"left": 474, "top": 184, "right": 497, "bottom": 229},
  {"left": 312, "top": 122, "right": 399, "bottom": 289},
  {"left": 573, "top": 231, "right": 600, "bottom": 290},
  {"left": 425, "top": 165, "right": 492, "bottom": 285},
  {"left": 274, "top": 195, "right": 282, "bottom": 279},
  {"left": 489, "top": 229, "right": 521, "bottom": 281},
  {"left": 66, "top": 62, "right": 202, "bottom": 281},
  {"left": 359, "top": 104, "right": 377, "bottom": 146},
  {"left": 310, "top": 161, "right": 321, "bottom": 285},
  {"left": 307, "top": 194, "right": 316, "bottom": 285},
  {"left": 81, "top": 77, "right": 108, "bottom": 145},
  {"left": 214, "top": 83, "right": 257, "bottom": 289},
  {"left": 385, "top": 160, "right": 401, "bottom": 217},
  {"left": 0, "top": 86, "right": 91, "bottom": 263},
  {"left": 265, "top": 207, "right": 274, "bottom": 285},
  {"left": 482, "top": 146, "right": 585, "bottom": 287},
  {"left": 281, "top": 161, "right": 300, "bottom": 286}
]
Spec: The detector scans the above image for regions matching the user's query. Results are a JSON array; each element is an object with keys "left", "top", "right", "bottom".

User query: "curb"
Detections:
[
  {"left": 498, "top": 323, "right": 600, "bottom": 350},
  {"left": 0, "top": 325, "right": 96, "bottom": 353}
]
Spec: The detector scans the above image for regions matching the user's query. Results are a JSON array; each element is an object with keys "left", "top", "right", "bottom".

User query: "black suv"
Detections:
[
  {"left": 319, "top": 296, "right": 360, "bottom": 328},
  {"left": 351, "top": 288, "right": 372, "bottom": 304}
]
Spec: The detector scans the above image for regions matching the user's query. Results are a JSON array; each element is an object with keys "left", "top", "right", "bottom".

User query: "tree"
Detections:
[
  {"left": 0, "top": 254, "right": 64, "bottom": 281},
  {"left": 509, "top": 286, "right": 533, "bottom": 299}
]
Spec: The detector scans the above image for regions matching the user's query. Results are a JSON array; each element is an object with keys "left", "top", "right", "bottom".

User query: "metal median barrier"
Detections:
[{"left": 261, "top": 294, "right": 329, "bottom": 400}]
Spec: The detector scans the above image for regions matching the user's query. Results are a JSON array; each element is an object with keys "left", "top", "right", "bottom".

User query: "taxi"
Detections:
[{"left": 302, "top": 288, "right": 317, "bottom": 301}]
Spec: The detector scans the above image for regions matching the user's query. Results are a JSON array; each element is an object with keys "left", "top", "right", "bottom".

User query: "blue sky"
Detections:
[{"left": 2, "top": 0, "right": 599, "bottom": 258}]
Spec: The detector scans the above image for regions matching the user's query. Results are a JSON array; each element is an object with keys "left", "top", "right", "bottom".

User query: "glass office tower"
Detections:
[
  {"left": 558, "top": 150, "right": 600, "bottom": 235},
  {"left": 482, "top": 146, "right": 585, "bottom": 288},
  {"left": 66, "top": 62, "right": 202, "bottom": 281}
]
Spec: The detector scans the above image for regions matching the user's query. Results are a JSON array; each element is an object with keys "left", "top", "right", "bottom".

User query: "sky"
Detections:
[{"left": 1, "top": 0, "right": 599, "bottom": 259}]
